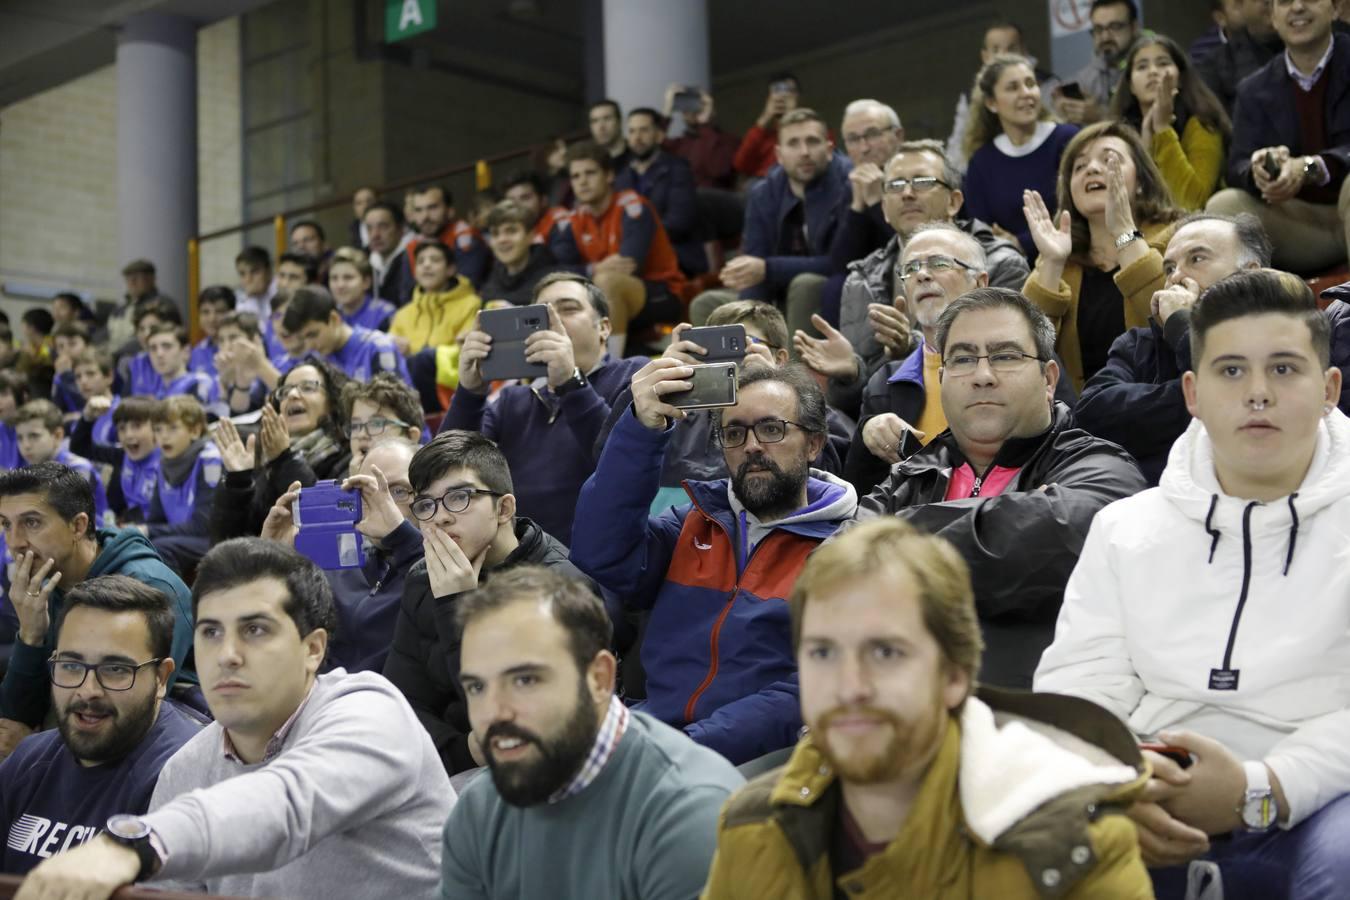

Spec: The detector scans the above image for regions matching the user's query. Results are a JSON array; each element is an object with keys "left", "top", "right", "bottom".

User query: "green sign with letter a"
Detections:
[{"left": 387, "top": 0, "right": 436, "bottom": 43}]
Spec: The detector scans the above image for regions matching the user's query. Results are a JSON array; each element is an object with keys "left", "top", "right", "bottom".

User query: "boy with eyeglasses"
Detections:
[
  {"left": 343, "top": 373, "right": 425, "bottom": 475},
  {"left": 382, "top": 430, "right": 593, "bottom": 775},
  {"left": 857, "top": 286, "right": 1144, "bottom": 689}
]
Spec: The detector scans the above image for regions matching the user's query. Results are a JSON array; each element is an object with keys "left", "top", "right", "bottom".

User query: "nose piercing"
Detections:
[{"left": 1249, "top": 399, "right": 1267, "bottom": 411}]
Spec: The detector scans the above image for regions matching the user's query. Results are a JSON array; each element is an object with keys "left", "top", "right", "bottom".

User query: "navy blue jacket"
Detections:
[
  {"left": 614, "top": 151, "right": 705, "bottom": 274},
  {"left": 1317, "top": 283, "right": 1350, "bottom": 413},
  {"left": 739, "top": 157, "right": 852, "bottom": 301},
  {"left": 439, "top": 355, "right": 649, "bottom": 545},
  {"left": 0, "top": 701, "right": 201, "bottom": 875},
  {"left": 324, "top": 519, "right": 425, "bottom": 674},
  {"left": 1228, "top": 32, "right": 1350, "bottom": 194}
]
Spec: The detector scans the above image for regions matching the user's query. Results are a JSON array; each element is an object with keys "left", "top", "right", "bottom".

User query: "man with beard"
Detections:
[
  {"left": 408, "top": 184, "right": 491, "bottom": 288},
  {"left": 614, "top": 108, "right": 705, "bottom": 276},
  {"left": 571, "top": 364, "right": 859, "bottom": 765},
  {"left": 701, "top": 518, "right": 1153, "bottom": 898},
  {"left": 857, "top": 288, "right": 1145, "bottom": 688},
  {"left": 441, "top": 565, "right": 743, "bottom": 898},
  {"left": 0, "top": 576, "right": 199, "bottom": 875},
  {"left": 1055, "top": 0, "right": 1140, "bottom": 124}
]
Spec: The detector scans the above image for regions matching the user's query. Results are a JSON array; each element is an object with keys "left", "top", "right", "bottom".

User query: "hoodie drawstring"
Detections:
[
  {"left": 1204, "top": 494, "right": 1221, "bottom": 564},
  {"left": 1283, "top": 492, "right": 1301, "bottom": 576}
]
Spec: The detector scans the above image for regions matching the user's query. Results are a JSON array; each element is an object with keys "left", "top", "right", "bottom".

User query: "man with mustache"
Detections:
[
  {"left": 571, "top": 363, "right": 858, "bottom": 764},
  {"left": 702, "top": 517, "right": 1153, "bottom": 898},
  {"left": 441, "top": 565, "right": 744, "bottom": 898},
  {"left": 0, "top": 576, "right": 199, "bottom": 875},
  {"left": 1055, "top": 0, "right": 1140, "bottom": 124}
]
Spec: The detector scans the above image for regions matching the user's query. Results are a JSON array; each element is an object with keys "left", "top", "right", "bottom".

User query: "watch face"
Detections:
[{"left": 107, "top": 814, "right": 150, "bottom": 841}]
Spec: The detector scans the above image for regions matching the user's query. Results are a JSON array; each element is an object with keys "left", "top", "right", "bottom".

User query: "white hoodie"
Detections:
[{"left": 1035, "top": 410, "right": 1350, "bottom": 827}]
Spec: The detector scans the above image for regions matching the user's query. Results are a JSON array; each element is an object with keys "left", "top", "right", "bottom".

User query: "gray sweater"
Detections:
[
  {"left": 144, "top": 669, "right": 454, "bottom": 898},
  {"left": 440, "top": 710, "right": 744, "bottom": 899}
]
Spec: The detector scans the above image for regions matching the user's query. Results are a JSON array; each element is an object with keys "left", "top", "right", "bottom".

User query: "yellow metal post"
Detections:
[
  {"left": 273, "top": 214, "right": 287, "bottom": 263},
  {"left": 475, "top": 159, "right": 491, "bottom": 191},
  {"left": 188, "top": 238, "right": 202, "bottom": 343}
]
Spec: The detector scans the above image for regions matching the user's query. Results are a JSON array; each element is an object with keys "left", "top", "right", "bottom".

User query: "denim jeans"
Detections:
[{"left": 1150, "top": 792, "right": 1350, "bottom": 900}]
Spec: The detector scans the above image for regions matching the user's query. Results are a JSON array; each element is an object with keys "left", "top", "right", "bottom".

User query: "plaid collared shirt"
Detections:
[
  {"left": 548, "top": 695, "right": 629, "bottom": 804},
  {"left": 221, "top": 683, "right": 316, "bottom": 764}
]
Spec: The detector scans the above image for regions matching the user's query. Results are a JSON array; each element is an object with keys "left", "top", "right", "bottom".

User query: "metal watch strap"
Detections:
[{"left": 1114, "top": 229, "right": 1143, "bottom": 250}]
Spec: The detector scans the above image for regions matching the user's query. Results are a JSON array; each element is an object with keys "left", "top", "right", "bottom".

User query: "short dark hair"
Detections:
[
  {"left": 16, "top": 399, "right": 64, "bottom": 432},
  {"left": 134, "top": 297, "right": 182, "bottom": 328},
  {"left": 364, "top": 200, "right": 405, "bottom": 227},
  {"left": 235, "top": 245, "right": 272, "bottom": 271},
  {"left": 413, "top": 184, "right": 452, "bottom": 207},
  {"left": 487, "top": 200, "right": 532, "bottom": 231},
  {"left": 344, "top": 372, "right": 423, "bottom": 432},
  {"left": 198, "top": 285, "right": 237, "bottom": 311},
  {"left": 122, "top": 259, "right": 156, "bottom": 276},
  {"left": 145, "top": 322, "right": 187, "bottom": 347},
  {"left": 56, "top": 574, "right": 175, "bottom": 660},
  {"left": 21, "top": 308, "right": 54, "bottom": 335},
  {"left": 0, "top": 462, "right": 97, "bottom": 539},
  {"left": 52, "top": 322, "right": 90, "bottom": 343},
  {"left": 455, "top": 565, "right": 611, "bottom": 676},
  {"left": 985, "top": 19, "right": 1025, "bottom": 43},
  {"left": 531, "top": 271, "right": 610, "bottom": 319},
  {"left": 565, "top": 141, "right": 614, "bottom": 173},
  {"left": 1090, "top": 0, "right": 1138, "bottom": 20},
  {"left": 935, "top": 287, "right": 1056, "bottom": 362},
  {"left": 720, "top": 363, "right": 828, "bottom": 435},
  {"left": 291, "top": 219, "right": 326, "bottom": 242},
  {"left": 412, "top": 241, "right": 453, "bottom": 264},
  {"left": 53, "top": 292, "right": 86, "bottom": 316},
  {"left": 0, "top": 371, "right": 30, "bottom": 406},
  {"left": 72, "top": 348, "right": 113, "bottom": 377},
  {"left": 627, "top": 107, "right": 666, "bottom": 129},
  {"left": 1173, "top": 212, "right": 1274, "bottom": 268},
  {"left": 278, "top": 252, "right": 319, "bottom": 282},
  {"left": 768, "top": 71, "right": 801, "bottom": 90},
  {"left": 409, "top": 429, "right": 514, "bottom": 496},
  {"left": 502, "top": 170, "right": 546, "bottom": 196},
  {"left": 112, "top": 395, "right": 159, "bottom": 427},
  {"left": 589, "top": 98, "right": 621, "bottom": 118},
  {"left": 193, "top": 538, "right": 338, "bottom": 641},
  {"left": 281, "top": 287, "right": 339, "bottom": 332},
  {"left": 216, "top": 311, "right": 263, "bottom": 342},
  {"left": 1191, "top": 269, "right": 1331, "bottom": 368}
]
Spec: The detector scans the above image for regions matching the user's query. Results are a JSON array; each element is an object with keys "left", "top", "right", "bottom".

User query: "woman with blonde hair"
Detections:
[{"left": 963, "top": 54, "right": 1079, "bottom": 260}]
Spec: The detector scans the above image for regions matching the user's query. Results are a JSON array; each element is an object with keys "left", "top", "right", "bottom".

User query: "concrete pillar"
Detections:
[
  {"left": 601, "top": 0, "right": 709, "bottom": 123},
  {"left": 117, "top": 13, "right": 197, "bottom": 308}
]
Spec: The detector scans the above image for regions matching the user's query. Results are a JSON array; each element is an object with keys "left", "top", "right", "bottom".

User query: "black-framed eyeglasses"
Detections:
[
  {"left": 718, "top": 418, "right": 812, "bottom": 448},
  {"left": 882, "top": 176, "right": 952, "bottom": 195},
  {"left": 410, "top": 487, "right": 502, "bottom": 521},
  {"left": 344, "top": 416, "right": 413, "bottom": 439},
  {"left": 1090, "top": 21, "right": 1131, "bottom": 37},
  {"left": 942, "top": 350, "right": 1047, "bottom": 377},
  {"left": 843, "top": 126, "right": 896, "bottom": 147},
  {"left": 274, "top": 379, "right": 324, "bottom": 401},
  {"left": 898, "top": 254, "right": 982, "bottom": 281},
  {"left": 47, "top": 657, "right": 163, "bottom": 691}
]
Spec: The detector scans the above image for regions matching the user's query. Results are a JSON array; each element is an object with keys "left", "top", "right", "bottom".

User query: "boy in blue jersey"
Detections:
[
  {"left": 214, "top": 312, "right": 280, "bottom": 415},
  {"left": 187, "top": 286, "right": 236, "bottom": 377},
  {"left": 138, "top": 397, "right": 220, "bottom": 577},
  {"left": 145, "top": 326, "right": 220, "bottom": 414},
  {"left": 70, "top": 396, "right": 160, "bottom": 526},
  {"left": 71, "top": 351, "right": 119, "bottom": 449},
  {"left": 50, "top": 324, "right": 93, "bottom": 425},
  {"left": 281, "top": 287, "right": 410, "bottom": 384},
  {"left": 0, "top": 372, "right": 28, "bottom": 471},
  {"left": 0, "top": 575, "right": 200, "bottom": 875},
  {"left": 15, "top": 401, "right": 111, "bottom": 529}
]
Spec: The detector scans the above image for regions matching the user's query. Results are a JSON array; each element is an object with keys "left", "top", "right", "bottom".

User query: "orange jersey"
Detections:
[{"left": 554, "top": 190, "right": 685, "bottom": 295}]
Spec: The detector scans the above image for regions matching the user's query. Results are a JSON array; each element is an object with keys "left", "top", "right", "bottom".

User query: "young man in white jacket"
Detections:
[{"left": 1036, "top": 269, "right": 1350, "bottom": 900}]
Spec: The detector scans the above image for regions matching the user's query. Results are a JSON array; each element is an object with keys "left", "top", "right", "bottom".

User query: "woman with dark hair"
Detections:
[
  {"left": 1111, "top": 32, "right": 1231, "bottom": 210},
  {"left": 209, "top": 354, "right": 353, "bottom": 541},
  {"left": 1022, "top": 120, "right": 1182, "bottom": 390},
  {"left": 963, "top": 54, "right": 1079, "bottom": 259}
]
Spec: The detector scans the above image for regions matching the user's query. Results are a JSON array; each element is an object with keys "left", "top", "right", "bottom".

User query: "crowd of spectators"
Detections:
[{"left": 4, "top": 0, "right": 1350, "bottom": 897}]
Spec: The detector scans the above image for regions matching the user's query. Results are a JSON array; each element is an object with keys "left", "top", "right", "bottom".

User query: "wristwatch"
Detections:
[
  {"left": 1238, "top": 761, "right": 1278, "bottom": 831},
  {"left": 105, "top": 814, "right": 163, "bottom": 880},
  {"left": 554, "top": 367, "right": 588, "bottom": 397},
  {"left": 1114, "top": 229, "right": 1144, "bottom": 250},
  {"left": 1303, "top": 155, "right": 1323, "bottom": 184}
]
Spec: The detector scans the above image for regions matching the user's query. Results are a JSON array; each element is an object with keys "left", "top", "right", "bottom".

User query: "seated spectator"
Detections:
[
  {"left": 121, "top": 298, "right": 183, "bottom": 397},
  {"left": 15, "top": 400, "right": 110, "bottom": 528},
  {"left": 441, "top": 565, "right": 743, "bottom": 896},
  {"left": 826, "top": 99, "right": 905, "bottom": 285},
  {"left": 691, "top": 109, "right": 850, "bottom": 338},
  {"left": 1036, "top": 270, "right": 1350, "bottom": 899},
  {"left": 214, "top": 311, "right": 280, "bottom": 414},
  {"left": 139, "top": 396, "right": 221, "bottom": 576},
  {"left": 1023, "top": 120, "right": 1182, "bottom": 389},
  {"left": 144, "top": 325, "right": 219, "bottom": 411},
  {"left": 572, "top": 363, "right": 858, "bottom": 763},
  {"left": 0, "top": 576, "right": 200, "bottom": 876},
  {"left": 803, "top": 142, "right": 1030, "bottom": 416},
  {"left": 389, "top": 241, "right": 482, "bottom": 359},
  {"left": 443, "top": 273, "right": 648, "bottom": 544},
  {"left": 71, "top": 395, "right": 160, "bottom": 525},
  {"left": 1196, "top": 0, "right": 1282, "bottom": 113},
  {"left": 50, "top": 292, "right": 92, "bottom": 332},
  {"left": 0, "top": 463, "right": 195, "bottom": 758},
  {"left": 661, "top": 82, "right": 741, "bottom": 191},
  {"left": 383, "top": 431, "right": 591, "bottom": 774},
  {"left": 16, "top": 538, "right": 453, "bottom": 898},
  {"left": 501, "top": 170, "right": 569, "bottom": 245},
  {"left": 552, "top": 142, "right": 686, "bottom": 356},
  {"left": 275, "top": 251, "right": 317, "bottom": 297},
  {"left": 106, "top": 260, "right": 163, "bottom": 354},
  {"left": 364, "top": 201, "right": 417, "bottom": 306},
  {"left": 328, "top": 246, "right": 395, "bottom": 331},
  {"left": 614, "top": 108, "right": 706, "bottom": 275},
  {"left": 408, "top": 183, "right": 491, "bottom": 288},
  {"left": 18, "top": 308, "right": 54, "bottom": 366},
  {"left": 478, "top": 200, "right": 563, "bottom": 308},
  {"left": 282, "top": 286, "right": 409, "bottom": 383},
  {"left": 262, "top": 438, "right": 420, "bottom": 673},
  {"left": 187, "top": 285, "right": 234, "bottom": 377},
  {"left": 703, "top": 517, "right": 1151, "bottom": 897},
  {"left": 233, "top": 245, "right": 276, "bottom": 319},
  {"left": 210, "top": 357, "right": 352, "bottom": 542},
  {"left": 0, "top": 372, "right": 26, "bottom": 470},
  {"left": 1076, "top": 212, "right": 1271, "bottom": 483},
  {"left": 1112, "top": 33, "right": 1232, "bottom": 210},
  {"left": 350, "top": 186, "right": 375, "bottom": 248},
  {"left": 587, "top": 98, "right": 630, "bottom": 168},
  {"left": 50, "top": 323, "right": 92, "bottom": 421},
  {"left": 344, "top": 372, "right": 423, "bottom": 474},
  {"left": 289, "top": 219, "right": 332, "bottom": 284},
  {"left": 1055, "top": 0, "right": 1141, "bottom": 124},
  {"left": 1207, "top": 0, "right": 1350, "bottom": 274},
  {"left": 70, "top": 350, "right": 117, "bottom": 448},
  {"left": 734, "top": 73, "right": 803, "bottom": 178},
  {"left": 858, "top": 288, "right": 1145, "bottom": 687},
  {"left": 964, "top": 54, "right": 1079, "bottom": 258},
  {"left": 598, "top": 302, "right": 853, "bottom": 513}
]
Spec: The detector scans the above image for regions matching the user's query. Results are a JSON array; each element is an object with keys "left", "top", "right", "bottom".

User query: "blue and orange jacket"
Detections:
[
  {"left": 571, "top": 408, "right": 857, "bottom": 764},
  {"left": 550, "top": 189, "right": 687, "bottom": 296}
]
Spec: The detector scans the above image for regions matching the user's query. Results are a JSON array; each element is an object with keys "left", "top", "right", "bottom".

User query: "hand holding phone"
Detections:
[
  {"left": 478, "top": 306, "right": 551, "bottom": 382},
  {"left": 668, "top": 362, "right": 738, "bottom": 410}
]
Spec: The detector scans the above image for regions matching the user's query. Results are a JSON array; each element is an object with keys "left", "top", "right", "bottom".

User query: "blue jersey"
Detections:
[
  {"left": 154, "top": 442, "right": 222, "bottom": 527},
  {"left": 127, "top": 353, "right": 162, "bottom": 397},
  {"left": 188, "top": 337, "right": 218, "bottom": 377},
  {"left": 51, "top": 371, "right": 83, "bottom": 416},
  {"left": 157, "top": 371, "right": 219, "bottom": 409},
  {"left": 342, "top": 295, "right": 397, "bottom": 332},
  {"left": 0, "top": 424, "right": 18, "bottom": 471},
  {"left": 120, "top": 450, "right": 161, "bottom": 521},
  {"left": 328, "top": 325, "right": 410, "bottom": 383},
  {"left": 53, "top": 448, "right": 111, "bottom": 528},
  {"left": 91, "top": 399, "right": 118, "bottom": 449},
  {"left": 0, "top": 702, "right": 201, "bottom": 875}
]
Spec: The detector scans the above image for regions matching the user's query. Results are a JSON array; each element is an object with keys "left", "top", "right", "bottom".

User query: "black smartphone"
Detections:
[
  {"left": 1262, "top": 151, "right": 1283, "bottom": 180},
  {"left": 898, "top": 428, "right": 922, "bottom": 460},
  {"left": 668, "top": 362, "right": 738, "bottom": 410},
  {"left": 673, "top": 88, "right": 703, "bottom": 115},
  {"left": 479, "top": 306, "right": 550, "bottom": 382},
  {"left": 1058, "top": 81, "right": 1084, "bottom": 101},
  {"left": 1139, "top": 741, "right": 1195, "bottom": 770},
  {"left": 682, "top": 324, "right": 747, "bottom": 364}
]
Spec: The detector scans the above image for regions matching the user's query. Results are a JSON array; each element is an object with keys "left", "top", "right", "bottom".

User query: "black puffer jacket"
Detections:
[
  {"left": 382, "top": 517, "right": 592, "bottom": 775},
  {"left": 210, "top": 443, "right": 352, "bottom": 543},
  {"left": 858, "top": 402, "right": 1146, "bottom": 688}
]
